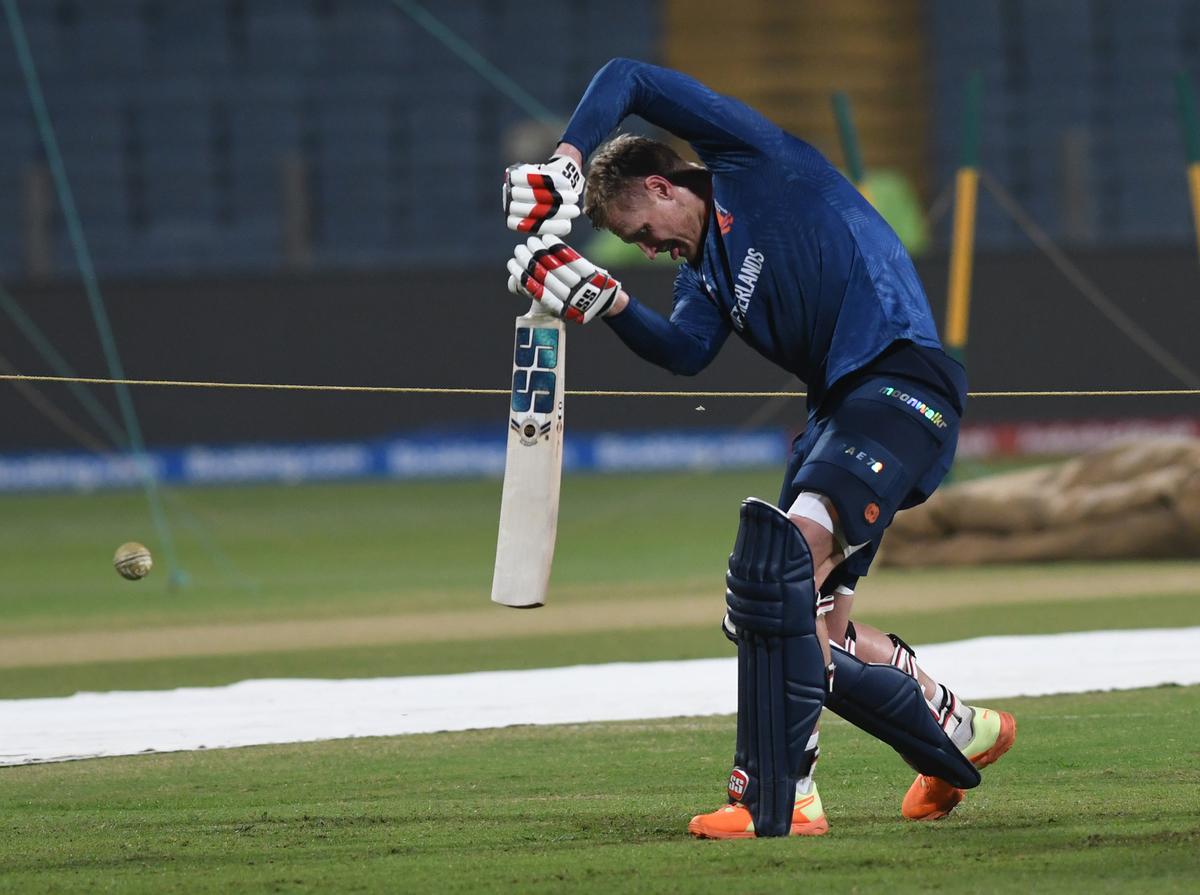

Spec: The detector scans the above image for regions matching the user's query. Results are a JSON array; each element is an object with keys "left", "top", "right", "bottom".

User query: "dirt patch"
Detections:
[{"left": 1, "top": 564, "right": 1196, "bottom": 669}]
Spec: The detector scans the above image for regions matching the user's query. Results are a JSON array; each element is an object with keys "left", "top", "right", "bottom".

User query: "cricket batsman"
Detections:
[{"left": 501, "top": 59, "right": 1016, "bottom": 838}]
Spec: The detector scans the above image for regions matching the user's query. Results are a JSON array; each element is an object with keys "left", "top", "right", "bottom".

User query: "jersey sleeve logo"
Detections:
[{"left": 714, "top": 198, "right": 735, "bottom": 235}]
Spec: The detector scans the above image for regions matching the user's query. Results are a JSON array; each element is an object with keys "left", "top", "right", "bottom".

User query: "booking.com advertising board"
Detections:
[
  {"left": 0, "top": 430, "right": 786, "bottom": 492},
  {"left": 1, "top": 417, "right": 1197, "bottom": 493}
]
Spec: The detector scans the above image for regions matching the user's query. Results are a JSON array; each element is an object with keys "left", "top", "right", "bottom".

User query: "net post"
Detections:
[
  {"left": 944, "top": 71, "right": 983, "bottom": 364},
  {"left": 1174, "top": 73, "right": 1200, "bottom": 266},
  {"left": 832, "top": 91, "right": 867, "bottom": 188}
]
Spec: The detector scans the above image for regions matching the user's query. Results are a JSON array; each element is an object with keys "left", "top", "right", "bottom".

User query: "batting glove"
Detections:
[
  {"left": 503, "top": 156, "right": 582, "bottom": 236},
  {"left": 507, "top": 235, "right": 620, "bottom": 324}
]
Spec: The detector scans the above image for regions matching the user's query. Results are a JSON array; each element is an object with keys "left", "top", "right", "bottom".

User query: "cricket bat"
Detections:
[{"left": 491, "top": 303, "right": 566, "bottom": 608}]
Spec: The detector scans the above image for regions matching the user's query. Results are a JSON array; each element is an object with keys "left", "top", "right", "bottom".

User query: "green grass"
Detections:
[
  {"left": 2, "top": 471, "right": 1198, "bottom": 890},
  {"left": 1, "top": 471, "right": 1195, "bottom": 637},
  {"left": 1, "top": 471, "right": 1197, "bottom": 698},
  {"left": 1, "top": 686, "right": 1197, "bottom": 893},
  {"left": 0, "top": 472, "right": 778, "bottom": 632}
]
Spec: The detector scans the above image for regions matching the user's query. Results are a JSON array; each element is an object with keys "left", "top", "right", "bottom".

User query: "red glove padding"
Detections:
[
  {"left": 506, "top": 235, "right": 620, "bottom": 324},
  {"left": 503, "top": 156, "right": 582, "bottom": 236}
]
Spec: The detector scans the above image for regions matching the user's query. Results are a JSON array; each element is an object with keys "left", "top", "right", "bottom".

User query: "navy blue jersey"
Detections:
[{"left": 562, "top": 59, "right": 957, "bottom": 414}]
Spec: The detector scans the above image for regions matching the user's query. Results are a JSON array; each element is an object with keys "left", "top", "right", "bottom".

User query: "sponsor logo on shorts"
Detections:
[
  {"left": 863, "top": 502, "right": 880, "bottom": 523},
  {"left": 842, "top": 444, "right": 885, "bottom": 474},
  {"left": 727, "top": 767, "right": 749, "bottom": 801},
  {"left": 878, "top": 386, "right": 949, "bottom": 429}
]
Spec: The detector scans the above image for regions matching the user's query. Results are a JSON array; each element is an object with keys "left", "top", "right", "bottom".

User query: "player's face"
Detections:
[{"left": 607, "top": 178, "right": 706, "bottom": 264}]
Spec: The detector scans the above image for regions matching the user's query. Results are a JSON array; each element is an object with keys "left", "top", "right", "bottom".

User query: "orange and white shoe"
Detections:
[
  {"left": 688, "top": 787, "right": 829, "bottom": 839},
  {"left": 902, "top": 708, "right": 1017, "bottom": 821}
]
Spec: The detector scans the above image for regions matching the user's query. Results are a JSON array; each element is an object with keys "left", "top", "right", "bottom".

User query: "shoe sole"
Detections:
[
  {"left": 903, "top": 711, "right": 1018, "bottom": 821},
  {"left": 688, "top": 817, "right": 830, "bottom": 839}
]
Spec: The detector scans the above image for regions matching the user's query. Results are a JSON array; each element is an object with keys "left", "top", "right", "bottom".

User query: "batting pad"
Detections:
[
  {"left": 725, "top": 498, "right": 827, "bottom": 837},
  {"left": 826, "top": 646, "right": 981, "bottom": 788}
]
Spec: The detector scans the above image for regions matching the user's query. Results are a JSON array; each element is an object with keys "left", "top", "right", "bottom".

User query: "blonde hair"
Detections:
[{"left": 584, "top": 134, "right": 701, "bottom": 229}]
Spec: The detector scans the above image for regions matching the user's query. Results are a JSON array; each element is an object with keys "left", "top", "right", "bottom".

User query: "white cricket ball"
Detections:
[{"left": 113, "top": 542, "right": 153, "bottom": 581}]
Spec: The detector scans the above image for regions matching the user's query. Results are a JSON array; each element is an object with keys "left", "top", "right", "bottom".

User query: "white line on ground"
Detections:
[{"left": 1, "top": 627, "right": 1197, "bottom": 766}]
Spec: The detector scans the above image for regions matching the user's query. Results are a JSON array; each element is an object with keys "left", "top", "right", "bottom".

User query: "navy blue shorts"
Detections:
[{"left": 777, "top": 374, "right": 961, "bottom": 590}]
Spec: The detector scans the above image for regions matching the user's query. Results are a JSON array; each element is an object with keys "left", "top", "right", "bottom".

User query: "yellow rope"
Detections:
[{"left": 1, "top": 373, "right": 1199, "bottom": 399}]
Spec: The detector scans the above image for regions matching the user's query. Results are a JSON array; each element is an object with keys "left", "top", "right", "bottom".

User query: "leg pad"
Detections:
[
  {"left": 825, "top": 645, "right": 981, "bottom": 789},
  {"left": 726, "top": 498, "right": 828, "bottom": 836}
]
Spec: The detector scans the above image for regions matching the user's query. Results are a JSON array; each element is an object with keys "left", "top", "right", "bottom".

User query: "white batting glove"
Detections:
[
  {"left": 507, "top": 235, "right": 620, "bottom": 325},
  {"left": 503, "top": 156, "right": 582, "bottom": 237}
]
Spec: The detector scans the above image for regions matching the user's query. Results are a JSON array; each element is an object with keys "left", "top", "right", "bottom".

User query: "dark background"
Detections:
[
  {"left": 3, "top": 245, "right": 1197, "bottom": 451},
  {"left": 3, "top": 2, "right": 1200, "bottom": 454}
]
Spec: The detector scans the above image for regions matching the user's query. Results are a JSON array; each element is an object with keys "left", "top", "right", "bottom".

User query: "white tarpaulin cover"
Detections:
[{"left": 2, "top": 627, "right": 1197, "bottom": 766}]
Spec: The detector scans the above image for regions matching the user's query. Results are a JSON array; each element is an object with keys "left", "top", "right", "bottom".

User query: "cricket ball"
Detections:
[{"left": 113, "top": 542, "right": 153, "bottom": 581}]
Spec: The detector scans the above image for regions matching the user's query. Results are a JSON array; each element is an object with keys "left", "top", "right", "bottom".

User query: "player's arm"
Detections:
[
  {"left": 559, "top": 58, "right": 782, "bottom": 170},
  {"left": 603, "top": 270, "right": 730, "bottom": 376}
]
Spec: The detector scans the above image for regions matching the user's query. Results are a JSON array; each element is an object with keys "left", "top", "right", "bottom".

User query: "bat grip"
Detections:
[{"left": 524, "top": 300, "right": 559, "bottom": 324}]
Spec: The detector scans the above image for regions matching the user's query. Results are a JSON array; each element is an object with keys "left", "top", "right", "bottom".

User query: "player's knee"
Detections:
[
  {"left": 786, "top": 503, "right": 838, "bottom": 566},
  {"left": 725, "top": 498, "right": 817, "bottom": 637}
]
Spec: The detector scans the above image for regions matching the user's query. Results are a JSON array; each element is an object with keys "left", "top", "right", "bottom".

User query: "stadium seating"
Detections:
[
  {"left": 930, "top": 0, "right": 1196, "bottom": 248},
  {"left": 61, "top": 0, "right": 147, "bottom": 77},
  {"left": 0, "top": 0, "right": 1193, "bottom": 278},
  {"left": 146, "top": 1, "right": 233, "bottom": 76}
]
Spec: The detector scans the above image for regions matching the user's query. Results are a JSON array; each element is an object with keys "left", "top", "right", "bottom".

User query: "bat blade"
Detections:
[{"left": 491, "top": 306, "right": 565, "bottom": 608}]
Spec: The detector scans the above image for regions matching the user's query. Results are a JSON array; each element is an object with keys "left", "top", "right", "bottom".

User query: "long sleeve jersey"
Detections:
[{"left": 561, "top": 59, "right": 952, "bottom": 415}]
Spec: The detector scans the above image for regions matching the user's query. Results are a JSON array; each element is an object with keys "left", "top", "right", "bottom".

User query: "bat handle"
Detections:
[{"left": 524, "top": 300, "right": 559, "bottom": 324}]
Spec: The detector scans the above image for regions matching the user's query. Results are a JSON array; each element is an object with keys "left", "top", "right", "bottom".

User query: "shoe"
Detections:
[
  {"left": 688, "top": 786, "right": 829, "bottom": 839},
  {"left": 902, "top": 708, "right": 1017, "bottom": 821}
]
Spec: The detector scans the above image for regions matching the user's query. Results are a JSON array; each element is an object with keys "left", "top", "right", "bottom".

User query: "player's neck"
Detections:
[{"left": 665, "top": 171, "right": 712, "bottom": 265}]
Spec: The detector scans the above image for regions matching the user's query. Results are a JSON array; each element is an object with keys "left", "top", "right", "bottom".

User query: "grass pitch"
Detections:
[
  {"left": 1, "top": 471, "right": 1198, "bottom": 891},
  {"left": 1, "top": 687, "right": 1197, "bottom": 893}
]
